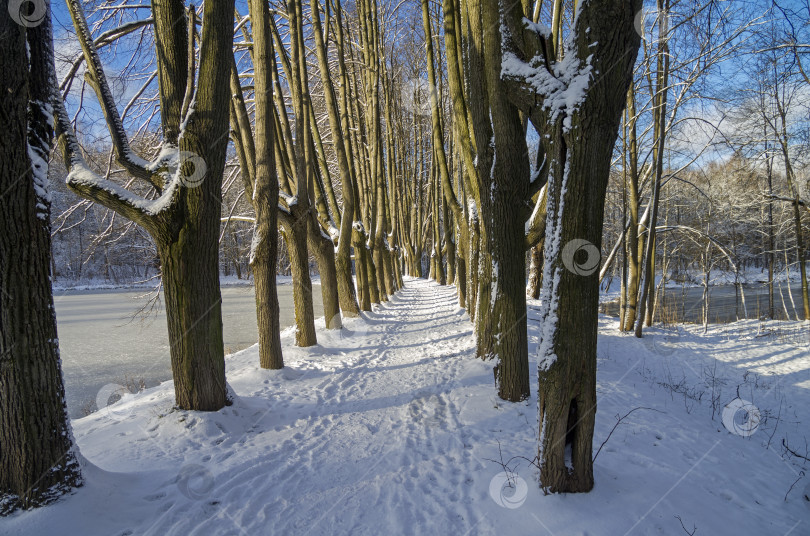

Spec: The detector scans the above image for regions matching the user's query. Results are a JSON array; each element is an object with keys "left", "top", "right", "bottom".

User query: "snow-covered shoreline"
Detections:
[
  {"left": 51, "top": 274, "right": 322, "bottom": 292},
  {"left": 3, "top": 279, "right": 807, "bottom": 535}
]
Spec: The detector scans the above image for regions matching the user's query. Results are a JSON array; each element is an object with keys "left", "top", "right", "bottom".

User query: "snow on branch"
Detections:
[
  {"left": 502, "top": 48, "right": 594, "bottom": 132},
  {"left": 501, "top": 17, "right": 595, "bottom": 133},
  {"left": 65, "top": 0, "right": 162, "bottom": 189},
  {"left": 53, "top": 89, "right": 176, "bottom": 234}
]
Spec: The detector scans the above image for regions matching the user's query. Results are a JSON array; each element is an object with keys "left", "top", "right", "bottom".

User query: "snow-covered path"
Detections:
[
  {"left": 3, "top": 278, "right": 809, "bottom": 535},
  {"left": 188, "top": 280, "right": 489, "bottom": 535}
]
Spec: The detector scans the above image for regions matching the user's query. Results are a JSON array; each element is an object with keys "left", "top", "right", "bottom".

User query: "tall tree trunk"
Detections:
[
  {"left": 475, "top": 0, "right": 531, "bottom": 401},
  {"left": 59, "top": 0, "right": 233, "bottom": 411},
  {"left": 635, "top": 0, "right": 670, "bottom": 337},
  {"left": 248, "top": 0, "right": 284, "bottom": 368},
  {"left": 282, "top": 0, "right": 320, "bottom": 345},
  {"left": 778, "top": 110, "right": 810, "bottom": 321},
  {"left": 1, "top": 8, "right": 82, "bottom": 512},
  {"left": 523, "top": 0, "right": 641, "bottom": 493},
  {"left": 622, "top": 85, "right": 642, "bottom": 331},
  {"left": 310, "top": 0, "right": 361, "bottom": 318},
  {"left": 766, "top": 137, "right": 775, "bottom": 320},
  {"left": 432, "top": 157, "right": 446, "bottom": 285},
  {"left": 157, "top": 0, "right": 234, "bottom": 409}
]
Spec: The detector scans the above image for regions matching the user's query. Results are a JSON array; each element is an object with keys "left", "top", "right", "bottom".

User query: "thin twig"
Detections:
[
  {"left": 593, "top": 407, "right": 663, "bottom": 462},
  {"left": 782, "top": 438, "right": 810, "bottom": 462},
  {"left": 783, "top": 471, "right": 805, "bottom": 502},
  {"left": 675, "top": 515, "right": 697, "bottom": 535}
]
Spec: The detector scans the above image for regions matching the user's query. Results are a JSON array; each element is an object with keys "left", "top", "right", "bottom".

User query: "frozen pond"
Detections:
[
  {"left": 601, "top": 282, "right": 807, "bottom": 323},
  {"left": 54, "top": 283, "right": 323, "bottom": 418}
]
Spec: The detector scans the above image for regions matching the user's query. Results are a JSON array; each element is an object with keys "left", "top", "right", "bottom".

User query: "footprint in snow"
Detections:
[{"left": 281, "top": 367, "right": 305, "bottom": 381}]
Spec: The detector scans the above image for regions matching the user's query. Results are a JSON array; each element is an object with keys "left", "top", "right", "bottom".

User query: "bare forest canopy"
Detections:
[{"left": 50, "top": 1, "right": 808, "bottom": 298}]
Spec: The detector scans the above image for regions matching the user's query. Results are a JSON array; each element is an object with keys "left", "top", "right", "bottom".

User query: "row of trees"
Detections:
[
  {"left": 24, "top": 0, "right": 810, "bottom": 511},
  {"left": 2, "top": 0, "right": 419, "bottom": 510}
]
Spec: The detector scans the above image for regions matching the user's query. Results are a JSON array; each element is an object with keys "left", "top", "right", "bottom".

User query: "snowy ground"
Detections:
[{"left": 3, "top": 278, "right": 809, "bottom": 535}]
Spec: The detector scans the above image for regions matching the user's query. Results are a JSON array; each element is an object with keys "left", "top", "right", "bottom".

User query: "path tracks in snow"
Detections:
[{"left": 138, "top": 278, "right": 495, "bottom": 536}]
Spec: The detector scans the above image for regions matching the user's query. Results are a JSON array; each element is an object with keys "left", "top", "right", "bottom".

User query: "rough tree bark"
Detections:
[
  {"left": 478, "top": 0, "right": 532, "bottom": 401},
  {"left": 0, "top": 5, "right": 82, "bottom": 512},
  {"left": 527, "top": 242, "right": 544, "bottom": 299},
  {"left": 502, "top": 0, "right": 642, "bottom": 492},
  {"left": 247, "top": 0, "right": 284, "bottom": 368}
]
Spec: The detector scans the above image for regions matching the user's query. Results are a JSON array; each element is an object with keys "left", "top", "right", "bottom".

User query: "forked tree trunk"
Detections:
[
  {"left": 635, "top": 0, "right": 669, "bottom": 335},
  {"left": 282, "top": 0, "right": 321, "bottom": 344},
  {"left": 58, "top": 0, "right": 234, "bottom": 411},
  {"left": 1, "top": 11, "right": 82, "bottom": 512},
  {"left": 154, "top": 0, "right": 233, "bottom": 410},
  {"left": 309, "top": 0, "right": 360, "bottom": 318},
  {"left": 513, "top": 0, "right": 641, "bottom": 493}
]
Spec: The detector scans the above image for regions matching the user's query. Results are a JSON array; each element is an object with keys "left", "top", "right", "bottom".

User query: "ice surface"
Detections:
[{"left": 52, "top": 283, "right": 323, "bottom": 419}]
